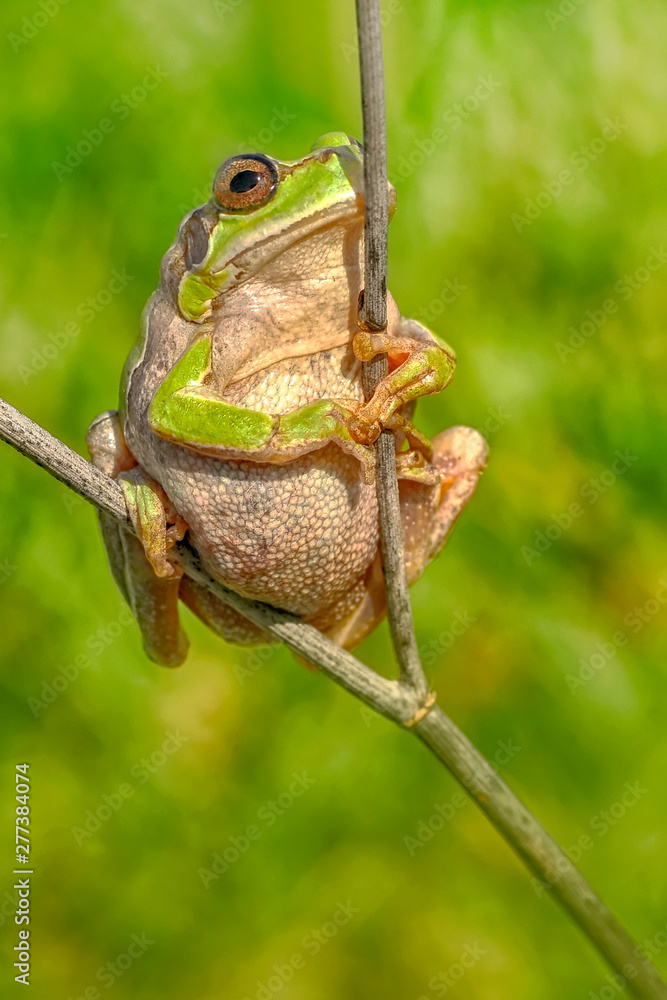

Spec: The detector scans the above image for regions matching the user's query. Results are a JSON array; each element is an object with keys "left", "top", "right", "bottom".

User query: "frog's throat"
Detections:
[
  {"left": 178, "top": 199, "right": 362, "bottom": 324},
  {"left": 226, "top": 329, "right": 357, "bottom": 385}
]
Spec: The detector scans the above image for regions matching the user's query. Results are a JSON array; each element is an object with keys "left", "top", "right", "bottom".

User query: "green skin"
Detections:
[
  {"left": 147, "top": 133, "right": 453, "bottom": 465},
  {"left": 87, "top": 132, "right": 484, "bottom": 667}
]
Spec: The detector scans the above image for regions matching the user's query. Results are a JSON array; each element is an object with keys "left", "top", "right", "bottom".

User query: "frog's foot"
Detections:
[
  {"left": 179, "top": 577, "right": 278, "bottom": 647},
  {"left": 119, "top": 469, "right": 187, "bottom": 580},
  {"left": 402, "top": 425, "right": 488, "bottom": 582},
  {"left": 86, "top": 410, "right": 189, "bottom": 668},
  {"left": 349, "top": 325, "right": 456, "bottom": 445},
  {"left": 315, "top": 425, "right": 488, "bottom": 650}
]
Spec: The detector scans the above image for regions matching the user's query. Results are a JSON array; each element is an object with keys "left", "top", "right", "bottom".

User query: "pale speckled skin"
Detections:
[
  {"left": 133, "top": 351, "right": 378, "bottom": 618},
  {"left": 88, "top": 139, "right": 488, "bottom": 666}
]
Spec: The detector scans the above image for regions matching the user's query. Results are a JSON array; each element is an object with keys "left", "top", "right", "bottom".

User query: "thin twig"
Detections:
[
  {"left": 1, "top": 398, "right": 665, "bottom": 997},
  {"left": 356, "top": 0, "right": 427, "bottom": 697}
]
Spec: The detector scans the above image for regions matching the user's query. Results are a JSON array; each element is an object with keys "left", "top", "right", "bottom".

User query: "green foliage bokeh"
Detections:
[{"left": 0, "top": 1, "right": 665, "bottom": 997}]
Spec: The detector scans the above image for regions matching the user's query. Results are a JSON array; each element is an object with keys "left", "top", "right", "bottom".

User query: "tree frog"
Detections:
[{"left": 87, "top": 133, "right": 487, "bottom": 667}]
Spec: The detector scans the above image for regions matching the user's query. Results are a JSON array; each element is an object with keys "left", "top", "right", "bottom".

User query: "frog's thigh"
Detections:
[
  {"left": 86, "top": 410, "right": 137, "bottom": 605},
  {"left": 308, "top": 555, "right": 386, "bottom": 651},
  {"left": 119, "top": 528, "right": 189, "bottom": 667},
  {"left": 86, "top": 410, "right": 189, "bottom": 668},
  {"left": 402, "top": 425, "right": 488, "bottom": 580},
  {"left": 314, "top": 425, "right": 487, "bottom": 651},
  {"left": 180, "top": 577, "right": 278, "bottom": 647}
]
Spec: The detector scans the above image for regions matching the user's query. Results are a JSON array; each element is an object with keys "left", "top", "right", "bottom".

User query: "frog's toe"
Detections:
[{"left": 432, "top": 425, "right": 489, "bottom": 486}]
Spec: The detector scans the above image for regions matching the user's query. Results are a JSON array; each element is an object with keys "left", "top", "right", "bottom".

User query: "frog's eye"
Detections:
[{"left": 213, "top": 154, "right": 279, "bottom": 212}]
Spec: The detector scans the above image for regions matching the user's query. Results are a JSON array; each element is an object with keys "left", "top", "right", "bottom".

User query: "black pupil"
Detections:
[{"left": 230, "top": 169, "right": 261, "bottom": 193}]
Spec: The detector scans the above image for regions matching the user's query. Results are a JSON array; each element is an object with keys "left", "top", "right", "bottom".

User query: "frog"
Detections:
[{"left": 86, "top": 132, "right": 488, "bottom": 668}]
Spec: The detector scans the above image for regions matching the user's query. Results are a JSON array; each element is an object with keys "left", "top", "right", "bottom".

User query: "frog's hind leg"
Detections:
[
  {"left": 86, "top": 410, "right": 189, "bottom": 668},
  {"left": 317, "top": 424, "right": 488, "bottom": 651},
  {"left": 179, "top": 577, "right": 279, "bottom": 647},
  {"left": 403, "top": 424, "right": 489, "bottom": 581},
  {"left": 307, "top": 557, "right": 386, "bottom": 652}
]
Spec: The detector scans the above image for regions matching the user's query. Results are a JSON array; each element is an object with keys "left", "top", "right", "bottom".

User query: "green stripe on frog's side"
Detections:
[
  {"left": 177, "top": 147, "right": 362, "bottom": 321},
  {"left": 149, "top": 337, "right": 275, "bottom": 451}
]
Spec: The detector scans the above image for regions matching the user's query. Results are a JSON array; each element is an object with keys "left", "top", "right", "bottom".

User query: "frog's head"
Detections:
[{"left": 173, "top": 132, "right": 396, "bottom": 323}]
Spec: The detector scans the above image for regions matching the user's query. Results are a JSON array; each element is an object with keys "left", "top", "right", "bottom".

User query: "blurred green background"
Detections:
[{"left": 1, "top": 0, "right": 666, "bottom": 997}]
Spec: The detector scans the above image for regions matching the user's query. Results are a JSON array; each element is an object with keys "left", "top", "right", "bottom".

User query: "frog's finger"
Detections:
[
  {"left": 351, "top": 326, "right": 456, "bottom": 436},
  {"left": 383, "top": 412, "right": 434, "bottom": 462},
  {"left": 350, "top": 342, "right": 455, "bottom": 445}
]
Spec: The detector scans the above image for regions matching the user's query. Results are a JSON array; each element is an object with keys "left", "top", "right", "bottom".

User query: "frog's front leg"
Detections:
[
  {"left": 349, "top": 318, "right": 456, "bottom": 445},
  {"left": 86, "top": 411, "right": 190, "bottom": 667},
  {"left": 148, "top": 335, "right": 375, "bottom": 480}
]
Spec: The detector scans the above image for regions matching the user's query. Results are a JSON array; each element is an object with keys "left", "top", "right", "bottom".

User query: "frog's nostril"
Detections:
[{"left": 230, "top": 170, "right": 261, "bottom": 194}]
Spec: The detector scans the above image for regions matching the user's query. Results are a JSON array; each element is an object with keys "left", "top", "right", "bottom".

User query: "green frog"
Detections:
[{"left": 87, "top": 133, "right": 487, "bottom": 667}]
